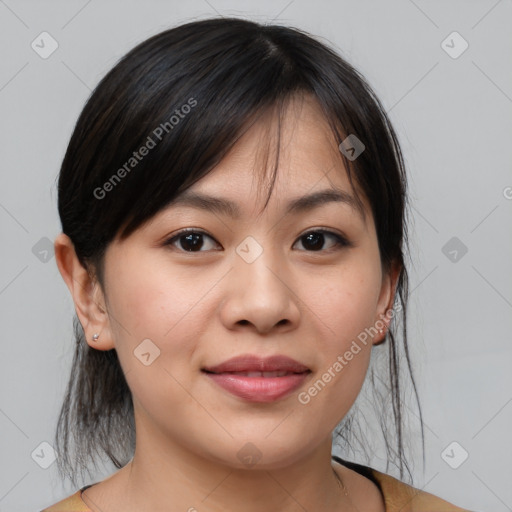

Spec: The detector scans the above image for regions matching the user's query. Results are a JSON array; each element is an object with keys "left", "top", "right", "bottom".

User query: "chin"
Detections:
[{"left": 203, "top": 434, "right": 320, "bottom": 471}]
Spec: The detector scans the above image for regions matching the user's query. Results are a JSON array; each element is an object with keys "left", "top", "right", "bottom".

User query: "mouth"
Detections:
[{"left": 201, "top": 354, "right": 311, "bottom": 402}]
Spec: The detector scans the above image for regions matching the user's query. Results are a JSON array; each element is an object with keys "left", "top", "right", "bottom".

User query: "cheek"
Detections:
[
  {"left": 104, "top": 253, "right": 216, "bottom": 375},
  {"left": 104, "top": 262, "right": 217, "bottom": 425},
  {"left": 294, "top": 259, "right": 381, "bottom": 416},
  {"left": 303, "top": 260, "right": 381, "bottom": 347},
  {"left": 106, "top": 246, "right": 214, "bottom": 336}
]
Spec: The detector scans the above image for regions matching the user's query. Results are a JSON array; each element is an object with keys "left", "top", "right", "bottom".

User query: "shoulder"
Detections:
[
  {"left": 369, "top": 467, "right": 472, "bottom": 512},
  {"left": 41, "top": 488, "right": 92, "bottom": 512},
  {"left": 333, "top": 455, "right": 472, "bottom": 512}
]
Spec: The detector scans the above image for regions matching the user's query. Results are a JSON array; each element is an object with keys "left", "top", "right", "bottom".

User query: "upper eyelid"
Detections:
[{"left": 166, "top": 227, "right": 345, "bottom": 240}]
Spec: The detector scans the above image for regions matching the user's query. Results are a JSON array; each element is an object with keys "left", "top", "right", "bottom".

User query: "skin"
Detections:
[{"left": 55, "top": 94, "right": 399, "bottom": 512}]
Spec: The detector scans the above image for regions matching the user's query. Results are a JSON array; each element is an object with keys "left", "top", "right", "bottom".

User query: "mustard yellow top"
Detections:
[{"left": 41, "top": 457, "right": 473, "bottom": 512}]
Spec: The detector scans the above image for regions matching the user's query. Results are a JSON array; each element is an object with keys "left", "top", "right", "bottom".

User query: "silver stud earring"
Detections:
[{"left": 92, "top": 333, "right": 100, "bottom": 342}]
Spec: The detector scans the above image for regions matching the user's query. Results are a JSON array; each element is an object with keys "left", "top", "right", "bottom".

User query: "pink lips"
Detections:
[{"left": 202, "top": 354, "right": 311, "bottom": 403}]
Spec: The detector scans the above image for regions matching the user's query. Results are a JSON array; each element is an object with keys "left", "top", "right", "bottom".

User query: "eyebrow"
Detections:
[{"left": 166, "top": 188, "right": 366, "bottom": 223}]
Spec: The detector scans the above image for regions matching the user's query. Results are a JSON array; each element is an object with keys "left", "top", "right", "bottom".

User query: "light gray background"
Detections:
[{"left": 0, "top": 1, "right": 511, "bottom": 511}]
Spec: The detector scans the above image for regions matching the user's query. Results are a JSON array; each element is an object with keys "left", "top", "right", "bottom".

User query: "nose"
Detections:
[{"left": 219, "top": 243, "right": 301, "bottom": 335}]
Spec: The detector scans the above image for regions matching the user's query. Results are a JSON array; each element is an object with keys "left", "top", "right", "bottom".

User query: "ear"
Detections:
[
  {"left": 54, "top": 233, "right": 115, "bottom": 351},
  {"left": 373, "top": 259, "right": 401, "bottom": 345}
]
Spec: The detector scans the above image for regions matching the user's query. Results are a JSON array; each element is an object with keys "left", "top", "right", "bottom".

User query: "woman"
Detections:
[{"left": 42, "top": 17, "right": 471, "bottom": 511}]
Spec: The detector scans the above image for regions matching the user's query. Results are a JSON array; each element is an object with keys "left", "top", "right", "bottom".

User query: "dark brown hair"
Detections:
[{"left": 54, "top": 16, "right": 424, "bottom": 487}]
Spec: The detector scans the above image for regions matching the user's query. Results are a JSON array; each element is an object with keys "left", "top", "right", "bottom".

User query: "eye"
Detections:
[
  {"left": 293, "top": 229, "right": 351, "bottom": 252},
  {"left": 164, "top": 229, "right": 220, "bottom": 253},
  {"left": 164, "top": 228, "right": 351, "bottom": 254}
]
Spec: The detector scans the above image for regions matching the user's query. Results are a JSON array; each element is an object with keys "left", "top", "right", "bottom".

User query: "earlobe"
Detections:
[{"left": 54, "top": 233, "right": 115, "bottom": 351}]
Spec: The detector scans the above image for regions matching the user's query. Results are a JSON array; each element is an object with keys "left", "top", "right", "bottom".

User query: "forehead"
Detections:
[{"left": 172, "top": 94, "right": 369, "bottom": 224}]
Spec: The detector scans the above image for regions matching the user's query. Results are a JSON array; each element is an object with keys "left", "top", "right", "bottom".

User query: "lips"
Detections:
[
  {"left": 202, "top": 354, "right": 310, "bottom": 374},
  {"left": 202, "top": 354, "right": 311, "bottom": 402}
]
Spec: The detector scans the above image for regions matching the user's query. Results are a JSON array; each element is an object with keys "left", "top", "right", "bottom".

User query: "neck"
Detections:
[{"left": 117, "top": 431, "right": 351, "bottom": 512}]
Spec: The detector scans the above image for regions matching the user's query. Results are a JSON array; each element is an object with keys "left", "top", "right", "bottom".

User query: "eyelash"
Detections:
[{"left": 163, "top": 228, "right": 352, "bottom": 254}]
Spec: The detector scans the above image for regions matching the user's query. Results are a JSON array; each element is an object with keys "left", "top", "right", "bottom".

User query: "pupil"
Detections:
[
  {"left": 304, "top": 232, "right": 323, "bottom": 251},
  {"left": 182, "top": 233, "right": 203, "bottom": 251}
]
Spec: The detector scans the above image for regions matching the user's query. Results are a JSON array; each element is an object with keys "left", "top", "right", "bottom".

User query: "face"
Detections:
[{"left": 67, "top": 95, "right": 397, "bottom": 471}]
